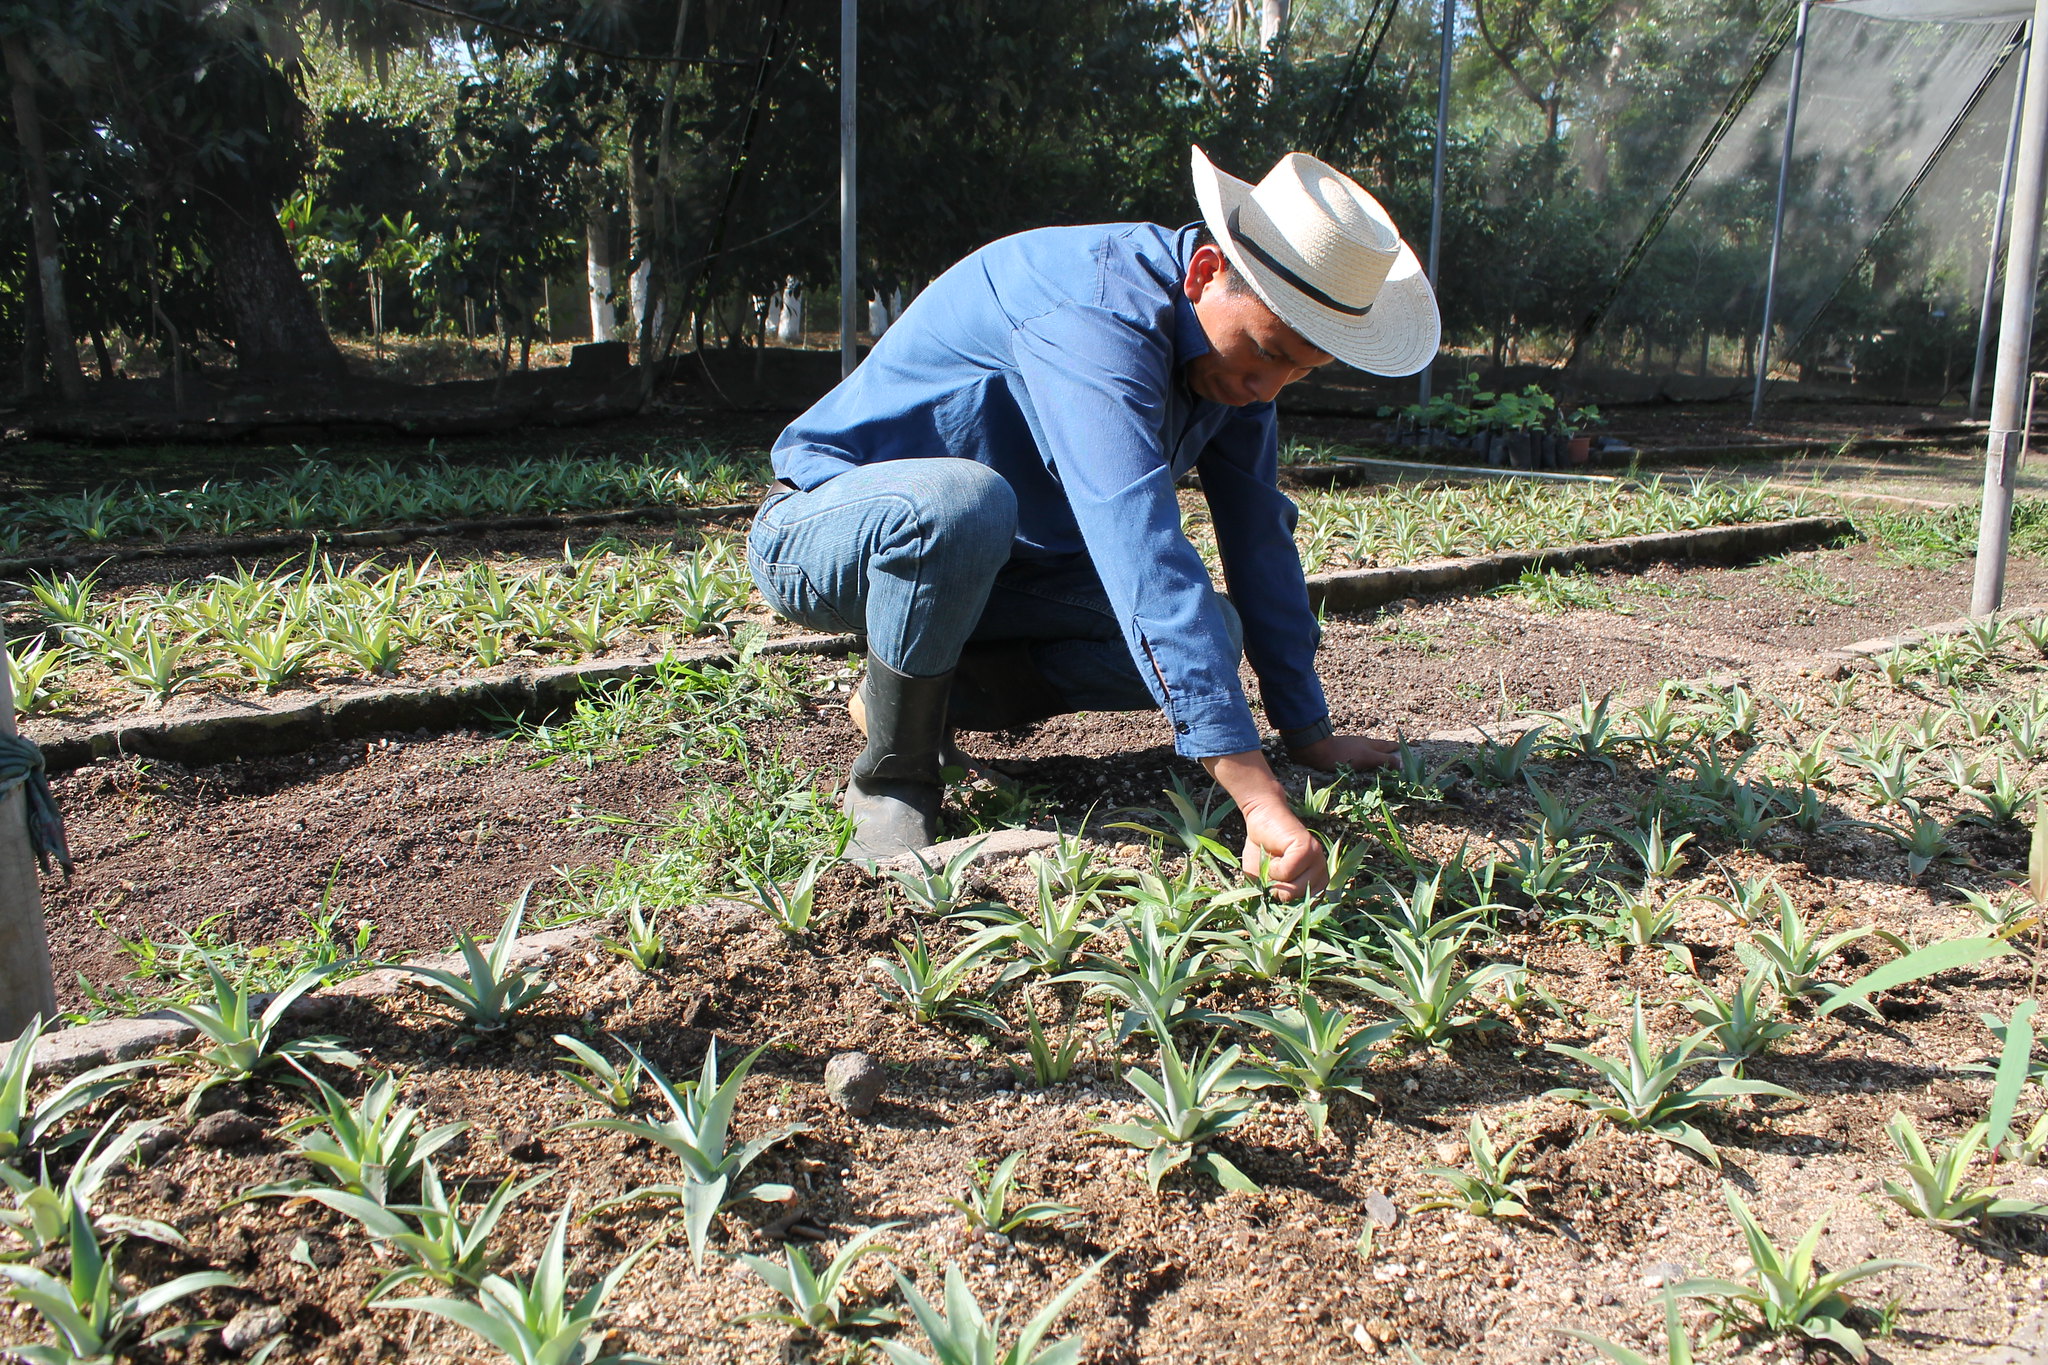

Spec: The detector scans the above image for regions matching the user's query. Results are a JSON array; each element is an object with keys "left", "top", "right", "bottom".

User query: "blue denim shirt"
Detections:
[{"left": 771, "top": 221, "right": 1328, "bottom": 759}]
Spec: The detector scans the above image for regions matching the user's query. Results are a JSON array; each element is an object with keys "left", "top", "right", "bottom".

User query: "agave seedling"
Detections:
[
  {"left": 1009, "top": 999, "right": 1086, "bottom": 1088},
  {"left": 889, "top": 838, "right": 991, "bottom": 916},
  {"left": 1350, "top": 927, "right": 1513, "bottom": 1049},
  {"left": 1204, "top": 892, "right": 1343, "bottom": 985},
  {"left": 0, "top": 1201, "right": 238, "bottom": 1364},
  {"left": 1950, "top": 882, "right": 2041, "bottom": 940},
  {"left": 1960, "top": 762, "right": 2031, "bottom": 829},
  {"left": 562, "top": 1039, "right": 807, "bottom": 1269},
  {"left": 2019, "top": 614, "right": 2048, "bottom": 658},
  {"left": 5, "top": 640, "right": 73, "bottom": 717},
  {"left": 1106, "top": 777, "right": 1237, "bottom": 863},
  {"left": 1231, "top": 990, "right": 1395, "bottom": 1138},
  {"left": 162, "top": 957, "right": 358, "bottom": 1112},
  {"left": 2003, "top": 698, "right": 2048, "bottom": 761},
  {"left": 738, "top": 1223, "right": 903, "bottom": 1335},
  {"left": 599, "top": 904, "right": 666, "bottom": 972},
  {"left": 0, "top": 1116, "right": 184, "bottom": 1256},
  {"left": 1612, "top": 814, "right": 1694, "bottom": 882},
  {"left": 375, "top": 1197, "right": 652, "bottom": 1364},
  {"left": 242, "top": 1067, "right": 469, "bottom": 1205},
  {"left": 1465, "top": 724, "right": 1549, "bottom": 784},
  {"left": 1885, "top": 803, "right": 1958, "bottom": 879},
  {"left": 1367, "top": 869, "right": 1490, "bottom": 943},
  {"left": 1544, "top": 1000, "right": 1794, "bottom": 1166},
  {"left": 397, "top": 888, "right": 553, "bottom": 1030},
  {"left": 945, "top": 1153, "right": 1081, "bottom": 1234},
  {"left": 1540, "top": 689, "right": 1632, "bottom": 772},
  {"left": 959, "top": 860, "right": 1110, "bottom": 978},
  {"left": 1524, "top": 779, "right": 1599, "bottom": 846},
  {"left": 1775, "top": 728, "right": 1838, "bottom": 790},
  {"left": 0, "top": 1015, "right": 150, "bottom": 1161},
  {"left": 1496, "top": 835, "right": 1592, "bottom": 916},
  {"left": 872, "top": 924, "right": 1004, "bottom": 1029},
  {"left": 554, "top": 1035, "right": 644, "bottom": 1113},
  {"left": 735, "top": 847, "right": 840, "bottom": 936},
  {"left": 1414, "top": 1117, "right": 1540, "bottom": 1219},
  {"left": 294, "top": 1164, "right": 550, "bottom": 1299},
  {"left": 875, "top": 1258, "right": 1104, "bottom": 1365},
  {"left": 1681, "top": 967, "right": 1796, "bottom": 1076},
  {"left": 1554, "top": 1290, "right": 1706, "bottom": 1365},
  {"left": 1880, "top": 1114, "right": 2048, "bottom": 1228},
  {"left": 1739, "top": 896, "right": 1872, "bottom": 999},
  {"left": 1058, "top": 907, "right": 1224, "bottom": 1040},
  {"left": 1092, "top": 1022, "right": 1261, "bottom": 1193},
  {"left": 1671, "top": 1185, "right": 1915, "bottom": 1362},
  {"left": 1560, "top": 880, "right": 1685, "bottom": 959}
]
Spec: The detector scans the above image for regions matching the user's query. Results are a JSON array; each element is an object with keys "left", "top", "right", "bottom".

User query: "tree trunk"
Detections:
[
  {"left": 199, "top": 177, "right": 346, "bottom": 383},
  {"left": 18, "top": 231, "right": 44, "bottom": 395},
  {"left": 586, "top": 201, "right": 616, "bottom": 341},
  {"left": 4, "top": 35, "right": 85, "bottom": 401},
  {"left": 776, "top": 278, "right": 803, "bottom": 344},
  {"left": 1259, "top": 0, "right": 1289, "bottom": 49}
]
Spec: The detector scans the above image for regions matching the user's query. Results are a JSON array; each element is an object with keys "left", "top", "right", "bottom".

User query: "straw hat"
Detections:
[{"left": 1191, "top": 145, "right": 1440, "bottom": 377}]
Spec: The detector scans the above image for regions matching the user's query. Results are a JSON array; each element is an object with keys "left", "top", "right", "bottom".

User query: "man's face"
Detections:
[{"left": 1182, "top": 244, "right": 1337, "bottom": 407}]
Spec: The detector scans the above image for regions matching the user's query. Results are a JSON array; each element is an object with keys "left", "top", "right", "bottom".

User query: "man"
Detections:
[{"left": 748, "top": 147, "right": 1439, "bottom": 897}]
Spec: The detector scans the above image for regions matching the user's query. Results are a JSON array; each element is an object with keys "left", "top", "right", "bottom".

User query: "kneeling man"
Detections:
[{"left": 748, "top": 147, "right": 1439, "bottom": 898}]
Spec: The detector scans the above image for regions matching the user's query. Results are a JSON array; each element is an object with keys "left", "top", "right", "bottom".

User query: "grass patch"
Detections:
[
  {"left": 1778, "top": 561, "right": 1858, "bottom": 605},
  {"left": 1494, "top": 567, "right": 1630, "bottom": 615}
]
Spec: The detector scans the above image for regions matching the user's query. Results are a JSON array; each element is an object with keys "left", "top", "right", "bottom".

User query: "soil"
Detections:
[{"left": 16, "top": 531, "right": 2048, "bottom": 1362}]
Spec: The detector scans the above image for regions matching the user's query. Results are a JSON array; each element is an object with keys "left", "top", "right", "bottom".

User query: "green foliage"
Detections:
[
  {"left": 0, "top": 1017, "right": 147, "bottom": 1163},
  {"left": 1545, "top": 1000, "right": 1794, "bottom": 1166},
  {"left": 735, "top": 846, "right": 844, "bottom": 936},
  {"left": 1416, "top": 1118, "right": 1540, "bottom": 1219},
  {"left": 375, "top": 1198, "right": 653, "bottom": 1365},
  {"left": 599, "top": 905, "right": 666, "bottom": 973},
  {"left": 874, "top": 1259, "right": 1104, "bottom": 1365},
  {"left": 873, "top": 926, "right": 1003, "bottom": 1029},
  {"left": 1351, "top": 927, "right": 1512, "bottom": 1049},
  {"left": 1555, "top": 1291, "right": 1701, "bottom": 1364},
  {"left": 1, "top": 1117, "right": 184, "bottom": 1258},
  {"left": 1092, "top": 1024, "right": 1262, "bottom": 1193},
  {"left": 889, "top": 840, "right": 993, "bottom": 917},
  {"left": 1880, "top": 1114, "right": 2048, "bottom": 1228},
  {"left": 1009, "top": 999, "right": 1086, "bottom": 1088},
  {"left": 1060, "top": 907, "right": 1224, "bottom": 1040},
  {"left": 943, "top": 1154, "right": 1081, "bottom": 1234},
  {"left": 554, "top": 1036, "right": 644, "bottom": 1114},
  {"left": 1672, "top": 1186, "right": 1915, "bottom": 1361},
  {"left": 0, "top": 1201, "right": 237, "bottom": 1365},
  {"left": 248, "top": 1068, "right": 469, "bottom": 1205},
  {"left": 737, "top": 1224, "right": 903, "bottom": 1335},
  {"left": 561, "top": 1040, "right": 806, "bottom": 1270},
  {"left": 162, "top": 958, "right": 358, "bottom": 1112},
  {"left": 1681, "top": 968, "right": 1796, "bottom": 1076},
  {"left": 1231, "top": 990, "right": 1393, "bottom": 1138},
  {"left": 398, "top": 888, "right": 553, "bottom": 1030},
  {"left": 1816, "top": 936, "right": 2012, "bottom": 1020},
  {"left": 292, "top": 1164, "right": 549, "bottom": 1300}
]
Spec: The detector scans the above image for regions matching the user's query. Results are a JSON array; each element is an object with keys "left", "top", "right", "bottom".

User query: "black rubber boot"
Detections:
[
  {"left": 843, "top": 652, "right": 953, "bottom": 862},
  {"left": 946, "top": 641, "right": 1068, "bottom": 733}
]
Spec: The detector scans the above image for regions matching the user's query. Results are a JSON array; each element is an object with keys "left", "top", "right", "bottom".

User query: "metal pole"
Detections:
[
  {"left": 1752, "top": 0, "right": 1812, "bottom": 424},
  {"left": 1419, "top": 0, "right": 1453, "bottom": 405},
  {"left": 1973, "top": 27, "right": 2030, "bottom": 421},
  {"left": 839, "top": 0, "right": 858, "bottom": 379},
  {"left": 0, "top": 645, "right": 57, "bottom": 1039},
  {"left": 1974, "top": 0, "right": 2048, "bottom": 616}
]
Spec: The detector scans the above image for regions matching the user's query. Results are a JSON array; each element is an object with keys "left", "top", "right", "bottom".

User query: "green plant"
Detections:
[
  {"left": 1880, "top": 1114, "right": 2048, "bottom": 1227},
  {"left": 1555, "top": 1291, "right": 1704, "bottom": 1365},
  {"left": 1465, "top": 724, "right": 1548, "bottom": 784},
  {"left": 944, "top": 1153, "right": 1081, "bottom": 1234},
  {"left": 873, "top": 925, "right": 1003, "bottom": 1029},
  {"left": 162, "top": 958, "right": 357, "bottom": 1112},
  {"left": 737, "top": 1223, "right": 903, "bottom": 1334},
  {"left": 1681, "top": 968, "right": 1796, "bottom": 1076},
  {"left": 398, "top": 889, "right": 553, "bottom": 1029},
  {"left": 1231, "top": 991, "right": 1394, "bottom": 1138},
  {"left": 0, "top": 1016, "right": 148, "bottom": 1161},
  {"left": 1613, "top": 814, "right": 1694, "bottom": 882},
  {"left": 1204, "top": 893, "right": 1342, "bottom": 984},
  {"left": 0, "top": 1117, "right": 184, "bottom": 1256},
  {"left": 0, "top": 1201, "right": 237, "bottom": 1365},
  {"left": 561, "top": 1040, "right": 806, "bottom": 1269},
  {"left": 1093, "top": 1020, "right": 1261, "bottom": 1193},
  {"left": 1541, "top": 689, "right": 1632, "bottom": 772},
  {"left": 1009, "top": 999, "right": 1085, "bottom": 1087},
  {"left": 1108, "top": 777, "right": 1237, "bottom": 863},
  {"left": 23, "top": 569, "right": 101, "bottom": 629},
  {"left": 874, "top": 1259, "right": 1103, "bottom": 1365},
  {"left": 1349, "top": 927, "right": 1512, "bottom": 1049},
  {"left": 1740, "top": 898, "right": 1872, "bottom": 999},
  {"left": 6, "top": 640, "right": 73, "bottom": 716},
  {"left": 1059, "top": 908, "right": 1223, "bottom": 1040},
  {"left": 959, "top": 861, "right": 1109, "bottom": 977},
  {"left": 248, "top": 1068, "right": 469, "bottom": 1205},
  {"left": 1960, "top": 762, "right": 2031, "bottom": 828},
  {"left": 1952, "top": 882, "right": 2041, "bottom": 939},
  {"left": 735, "top": 847, "right": 841, "bottom": 936},
  {"left": 293, "top": 1164, "right": 549, "bottom": 1299},
  {"left": 1559, "top": 880, "right": 1684, "bottom": 957},
  {"left": 597, "top": 904, "right": 666, "bottom": 972},
  {"left": 554, "top": 1035, "right": 644, "bottom": 1113},
  {"left": 1416, "top": 1117, "right": 1539, "bottom": 1219},
  {"left": 1671, "top": 1185, "right": 1915, "bottom": 1361},
  {"left": 1545, "top": 1001, "right": 1793, "bottom": 1166},
  {"left": 375, "top": 1198, "right": 653, "bottom": 1364},
  {"left": 890, "top": 839, "right": 991, "bottom": 916}
]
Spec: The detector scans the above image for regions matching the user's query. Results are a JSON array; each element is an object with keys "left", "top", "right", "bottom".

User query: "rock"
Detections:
[
  {"left": 1641, "top": 1261, "right": 1687, "bottom": 1289},
  {"left": 501, "top": 1129, "right": 549, "bottom": 1162},
  {"left": 1364, "top": 1190, "right": 1400, "bottom": 1229},
  {"left": 825, "top": 1052, "right": 888, "bottom": 1117},
  {"left": 189, "top": 1110, "right": 262, "bottom": 1149},
  {"left": 220, "top": 1305, "right": 289, "bottom": 1355}
]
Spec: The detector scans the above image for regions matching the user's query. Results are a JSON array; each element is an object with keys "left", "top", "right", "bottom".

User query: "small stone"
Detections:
[
  {"left": 1557, "top": 1286, "right": 1580, "bottom": 1305},
  {"left": 501, "top": 1129, "right": 548, "bottom": 1162},
  {"left": 1364, "top": 1190, "right": 1400, "bottom": 1229},
  {"left": 1350, "top": 1323, "right": 1382, "bottom": 1355},
  {"left": 1433, "top": 1141, "right": 1463, "bottom": 1164},
  {"left": 1641, "top": 1261, "right": 1686, "bottom": 1289},
  {"left": 189, "top": 1110, "right": 262, "bottom": 1149},
  {"left": 825, "top": 1052, "right": 888, "bottom": 1117},
  {"left": 1402, "top": 1077, "right": 1420, "bottom": 1094},
  {"left": 220, "top": 1305, "right": 289, "bottom": 1355}
]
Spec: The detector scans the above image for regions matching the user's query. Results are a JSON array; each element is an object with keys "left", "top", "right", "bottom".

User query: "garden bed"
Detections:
[{"left": 10, "top": 535, "right": 2048, "bottom": 1365}]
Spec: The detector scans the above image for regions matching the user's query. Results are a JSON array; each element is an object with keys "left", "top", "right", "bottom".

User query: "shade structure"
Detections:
[{"left": 1824, "top": 0, "right": 2031, "bottom": 20}]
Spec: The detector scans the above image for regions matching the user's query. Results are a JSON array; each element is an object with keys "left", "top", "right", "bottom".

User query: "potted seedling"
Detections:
[{"left": 1561, "top": 403, "right": 1603, "bottom": 466}]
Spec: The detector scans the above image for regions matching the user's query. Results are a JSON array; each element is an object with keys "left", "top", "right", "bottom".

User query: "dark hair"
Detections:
[{"left": 1191, "top": 224, "right": 1252, "bottom": 294}]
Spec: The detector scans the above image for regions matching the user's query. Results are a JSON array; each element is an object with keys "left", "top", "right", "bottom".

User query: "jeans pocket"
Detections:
[{"left": 749, "top": 553, "right": 858, "bottom": 635}]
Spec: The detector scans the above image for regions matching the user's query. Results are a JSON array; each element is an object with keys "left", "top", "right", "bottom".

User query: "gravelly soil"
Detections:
[{"left": 15, "top": 533, "right": 2048, "bottom": 1365}]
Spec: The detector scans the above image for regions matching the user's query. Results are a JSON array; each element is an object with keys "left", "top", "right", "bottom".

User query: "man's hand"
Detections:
[
  {"left": 1201, "top": 748, "right": 1324, "bottom": 902},
  {"left": 1291, "top": 733, "right": 1399, "bottom": 772}
]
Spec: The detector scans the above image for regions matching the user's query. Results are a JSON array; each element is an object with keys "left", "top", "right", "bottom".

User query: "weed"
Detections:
[
  {"left": 736, "top": 846, "right": 843, "bottom": 936},
  {"left": 1497, "top": 567, "right": 1624, "bottom": 615}
]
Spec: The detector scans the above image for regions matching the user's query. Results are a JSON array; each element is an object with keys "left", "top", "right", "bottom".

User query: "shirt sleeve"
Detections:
[
  {"left": 1197, "top": 411, "right": 1330, "bottom": 735},
  {"left": 1008, "top": 299, "right": 1264, "bottom": 758}
]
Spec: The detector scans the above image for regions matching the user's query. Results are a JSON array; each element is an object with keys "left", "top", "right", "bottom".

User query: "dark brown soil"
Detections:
[{"left": 17, "top": 529, "right": 2048, "bottom": 1365}]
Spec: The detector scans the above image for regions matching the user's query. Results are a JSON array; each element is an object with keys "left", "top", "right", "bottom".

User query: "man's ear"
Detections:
[{"left": 1184, "top": 243, "right": 1230, "bottom": 303}]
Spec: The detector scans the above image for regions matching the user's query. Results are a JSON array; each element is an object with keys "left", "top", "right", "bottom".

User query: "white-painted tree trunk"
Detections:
[
  {"left": 869, "top": 292, "right": 891, "bottom": 337},
  {"left": 1259, "top": 0, "right": 1289, "bottom": 48},
  {"left": 586, "top": 213, "right": 616, "bottom": 341},
  {"left": 776, "top": 278, "right": 804, "bottom": 344}
]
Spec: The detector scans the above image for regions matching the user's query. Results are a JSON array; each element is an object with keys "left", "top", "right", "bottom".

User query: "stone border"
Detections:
[
  {"left": 25, "top": 515, "right": 1851, "bottom": 775},
  {"left": 0, "top": 501, "right": 758, "bottom": 582},
  {"left": 1304, "top": 514, "right": 1852, "bottom": 615},
  {"left": 27, "top": 829, "right": 1054, "bottom": 1074}
]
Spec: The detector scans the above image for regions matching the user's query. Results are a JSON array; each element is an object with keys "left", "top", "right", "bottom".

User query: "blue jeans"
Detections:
[{"left": 746, "top": 459, "right": 1242, "bottom": 713}]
